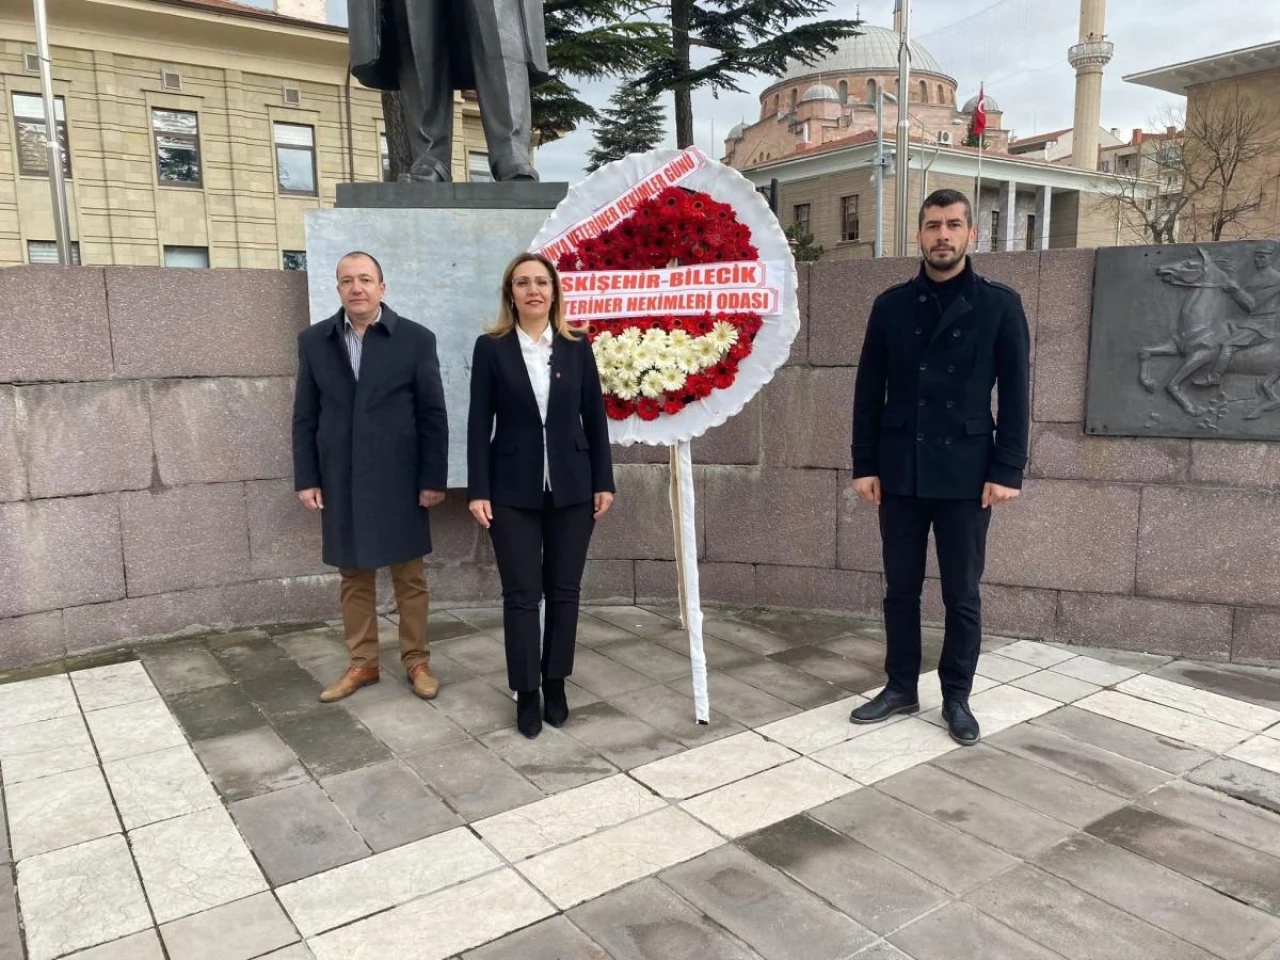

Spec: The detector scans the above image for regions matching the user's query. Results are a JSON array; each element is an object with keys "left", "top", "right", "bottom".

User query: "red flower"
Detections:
[
  {"left": 636, "top": 398, "right": 662, "bottom": 421},
  {"left": 662, "top": 399, "right": 685, "bottom": 415}
]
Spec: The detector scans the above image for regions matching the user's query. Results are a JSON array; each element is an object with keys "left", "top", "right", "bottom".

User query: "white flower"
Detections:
[
  {"left": 632, "top": 343, "right": 657, "bottom": 369},
  {"left": 642, "top": 328, "right": 669, "bottom": 350},
  {"left": 667, "top": 329, "right": 692, "bottom": 349},
  {"left": 673, "top": 344, "right": 700, "bottom": 374},
  {"left": 640, "top": 370, "right": 667, "bottom": 398},
  {"left": 615, "top": 352, "right": 642, "bottom": 377},
  {"left": 708, "top": 321, "right": 739, "bottom": 353},
  {"left": 616, "top": 327, "right": 642, "bottom": 348},
  {"left": 692, "top": 337, "right": 721, "bottom": 367},
  {"left": 615, "top": 373, "right": 640, "bottom": 400},
  {"left": 659, "top": 369, "right": 687, "bottom": 393}
]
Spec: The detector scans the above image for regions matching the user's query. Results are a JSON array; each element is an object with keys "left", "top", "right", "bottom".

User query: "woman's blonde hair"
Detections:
[{"left": 486, "top": 252, "right": 580, "bottom": 340}]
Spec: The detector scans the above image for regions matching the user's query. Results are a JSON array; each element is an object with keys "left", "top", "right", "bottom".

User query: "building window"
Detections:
[
  {"left": 163, "top": 245, "right": 209, "bottom": 268},
  {"left": 1025, "top": 214, "right": 1037, "bottom": 251},
  {"left": 790, "top": 88, "right": 798, "bottom": 111},
  {"left": 917, "top": 80, "right": 928, "bottom": 102},
  {"left": 467, "top": 151, "right": 492, "bottom": 182},
  {"left": 793, "top": 203, "right": 811, "bottom": 236},
  {"left": 840, "top": 195, "right": 860, "bottom": 242},
  {"left": 13, "top": 92, "right": 71, "bottom": 178},
  {"left": 865, "top": 79, "right": 876, "bottom": 102},
  {"left": 282, "top": 250, "right": 307, "bottom": 271},
  {"left": 938, "top": 84, "right": 946, "bottom": 104},
  {"left": 274, "top": 122, "right": 317, "bottom": 196},
  {"left": 379, "top": 133, "right": 393, "bottom": 182},
  {"left": 27, "top": 240, "right": 80, "bottom": 264},
  {"left": 990, "top": 210, "right": 1000, "bottom": 250},
  {"left": 152, "top": 109, "right": 201, "bottom": 186},
  {"left": 838, "top": 80, "right": 849, "bottom": 104}
]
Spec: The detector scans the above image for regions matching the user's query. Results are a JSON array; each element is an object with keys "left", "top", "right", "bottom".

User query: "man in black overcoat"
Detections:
[
  {"left": 347, "top": 0, "right": 549, "bottom": 182},
  {"left": 293, "top": 251, "right": 449, "bottom": 702},
  {"left": 849, "top": 188, "right": 1031, "bottom": 745}
]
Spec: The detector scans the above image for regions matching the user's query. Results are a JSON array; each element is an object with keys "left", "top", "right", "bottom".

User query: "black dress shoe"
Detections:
[
  {"left": 942, "top": 699, "right": 980, "bottom": 745},
  {"left": 542, "top": 678, "right": 569, "bottom": 727},
  {"left": 517, "top": 690, "right": 542, "bottom": 739},
  {"left": 850, "top": 688, "right": 919, "bottom": 724}
]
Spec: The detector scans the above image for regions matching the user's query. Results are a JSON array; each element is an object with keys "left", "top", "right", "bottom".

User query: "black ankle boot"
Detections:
[
  {"left": 543, "top": 678, "right": 569, "bottom": 727},
  {"left": 517, "top": 690, "right": 542, "bottom": 739}
]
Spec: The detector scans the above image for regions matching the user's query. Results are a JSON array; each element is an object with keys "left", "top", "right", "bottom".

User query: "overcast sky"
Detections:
[{"left": 329, "top": 0, "right": 1280, "bottom": 183}]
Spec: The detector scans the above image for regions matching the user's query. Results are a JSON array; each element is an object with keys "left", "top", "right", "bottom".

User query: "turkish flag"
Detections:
[{"left": 973, "top": 85, "right": 988, "bottom": 137}]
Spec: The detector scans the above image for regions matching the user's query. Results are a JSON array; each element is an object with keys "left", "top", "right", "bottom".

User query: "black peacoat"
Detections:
[
  {"left": 466, "top": 329, "right": 615, "bottom": 510},
  {"left": 851, "top": 258, "right": 1031, "bottom": 500},
  {"left": 292, "top": 305, "right": 448, "bottom": 570}
]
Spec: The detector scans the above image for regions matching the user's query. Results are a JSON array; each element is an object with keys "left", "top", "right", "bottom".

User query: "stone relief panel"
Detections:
[{"left": 1086, "top": 240, "right": 1280, "bottom": 440}]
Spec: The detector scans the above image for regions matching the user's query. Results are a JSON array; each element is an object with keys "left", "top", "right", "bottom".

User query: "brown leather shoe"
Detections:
[
  {"left": 319, "top": 666, "right": 379, "bottom": 702},
  {"left": 408, "top": 663, "right": 439, "bottom": 700}
]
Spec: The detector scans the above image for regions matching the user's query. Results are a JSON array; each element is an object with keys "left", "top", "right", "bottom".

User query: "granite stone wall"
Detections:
[{"left": 2, "top": 253, "right": 1278, "bottom": 669}]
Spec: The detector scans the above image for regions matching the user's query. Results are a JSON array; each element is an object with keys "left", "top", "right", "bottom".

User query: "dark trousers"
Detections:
[
  {"left": 489, "top": 494, "right": 595, "bottom": 692},
  {"left": 879, "top": 493, "right": 992, "bottom": 701}
]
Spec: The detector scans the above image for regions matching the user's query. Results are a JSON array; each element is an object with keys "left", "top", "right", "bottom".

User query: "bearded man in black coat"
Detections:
[{"left": 293, "top": 251, "right": 449, "bottom": 703}]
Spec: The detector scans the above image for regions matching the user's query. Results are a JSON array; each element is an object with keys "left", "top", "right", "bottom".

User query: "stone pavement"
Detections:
[{"left": 3, "top": 604, "right": 1280, "bottom": 960}]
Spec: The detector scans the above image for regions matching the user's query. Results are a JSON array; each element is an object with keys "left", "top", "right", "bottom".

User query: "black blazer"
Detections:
[
  {"left": 851, "top": 258, "right": 1031, "bottom": 500},
  {"left": 466, "top": 328, "right": 615, "bottom": 510}
]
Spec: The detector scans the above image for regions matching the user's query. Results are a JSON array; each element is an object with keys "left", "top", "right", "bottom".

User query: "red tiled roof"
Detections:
[{"left": 1009, "top": 127, "right": 1071, "bottom": 148}]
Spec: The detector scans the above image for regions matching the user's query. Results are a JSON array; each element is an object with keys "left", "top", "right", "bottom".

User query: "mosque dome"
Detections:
[
  {"left": 800, "top": 83, "right": 841, "bottom": 102},
  {"left": 962, "top": 93, "right": 1000, "bottom": 113},
  {"left": 727, "top": 122, "right": 746, "bottom": 140},
  {"left": 781, "top": 25, "right": 949, "bottom": 81}
]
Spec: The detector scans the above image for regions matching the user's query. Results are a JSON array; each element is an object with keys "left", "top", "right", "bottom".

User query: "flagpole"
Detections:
[{"left": 973, "top": 81, "right": 984, "bottom": 251}]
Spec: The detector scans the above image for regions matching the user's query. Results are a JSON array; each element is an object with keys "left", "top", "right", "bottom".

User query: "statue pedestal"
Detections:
[{"left": 304, "top": 180, "right": 571, "bottom": 488}]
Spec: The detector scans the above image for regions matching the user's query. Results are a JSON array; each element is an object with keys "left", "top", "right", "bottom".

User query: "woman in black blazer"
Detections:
[{"left": 467, "top": 252, "right": 616, "bottom": 738}]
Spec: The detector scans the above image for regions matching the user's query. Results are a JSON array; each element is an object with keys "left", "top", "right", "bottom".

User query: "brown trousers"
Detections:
[{"left": 338, "top": 557, "right": 430, "bottom": 671}]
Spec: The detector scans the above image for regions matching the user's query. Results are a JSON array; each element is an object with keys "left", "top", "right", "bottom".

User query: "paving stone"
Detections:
[
  {"left": 1085, "top": 805, "right": 1280, "bottom": 914},
  {"left": 230, "top": 782, "right": 369, "bottom": 886},
  {"left": 970, "top": 863, "right": 1216, "bottom": 960},
  {"left": 193, "top": 727, "right": 311, "bottom": 802},
  {"left": 1029, "top": 705, "right": 1213, "bottom": 774},
  {"left": 159, "top": 892, "right": 299, "bottom": 960},
  {"left": 769, "top": 646, "right": 884, "bottom": 692},
  {"left": 0, "top": 713, "right": 97, "bottom": 785},
  {"left": 701, "top": 618, "right": 797, "bottom": 656},
  {"left": 723, "top": 658, "right": 847, "bottom": 709},
  {"left": 576, "top": 615, "right": 652, "bottom": 647},
  {"left": 320, "top": 759, "right": 461, "bottom": 852},
  {"left": 405, "top": 738, "right": 543, "bottom": 821},
  {"left": 607, "top": 684, "right": 747, "bottom": 749},
  {"left": 564, "top": 647, "right": 659, "bottom": 699},
  {"left": 1187, "top": 757, "right": 1280, "bottom": 815},
  {"left": 84, "top": 697, "right": 187, "bottom": 762},
  {"left": 6, "top": 766, "right": 117, "bottom": 860},
  {"left": 65, "top": 930, "right": 166, "bottom": 959},
  {"left": 660, "top": 844, "right": 875, "bottom": 960},
  {"left": 431, "top": 633, "right": 510, "bottom": 676},
  {"left": 596, "top": 637, "right": 693, "bottom": 682},
  {"left": 1034, "top": 832, "right": 1280, "bottom": 960},
  {"left": 682, "top": 758, "right": 858, "bottom": 838},
  {"left": 462, "top": 916, "right": 610, "bottom": 960},
  {"left": 429, "top": 677, "right": 525, "bottom": 736},
  {"left": 0, "top": 673, "right": 78, "bottom": 728},
  {"left": 1141, "top": 780, "right": 1280, "bottom": 860},
  {"left": 559, "top": 700, "right": 685, "bottom": 769},
  {"left": 651, "top": 628, "right": 764, "bottom": 670},
  {"left": 631, "top": 731, "right": 796, "bottom": 800},
  {"left": 687, "top": 671, "right": 799, "bottom": 728},
  {"left": 0, "top": 866, "right": 20, "bottom": 960},
  {"left": 935, "top": 743, "right": 1126, "bottom": 827},
  {"left": 342, "top": 695, "right": 468, "bottom": 754},
  {"left": 567, "top": 877, "right": 760, "bottom": 960},
  {"left": 105, "top": 744, "right": 220, "bottom": 830},
  {"left": 1119, "top": 673, "right": 1280, "bottom": 733},
  {"left": 480, "top": 726, "right": 617, "bottom": 793},
  {"left": 1149, "top": 659, "right": 1280, "bottom": 712},
  {"left": 889, "top": 901, "right": 1064, "bottom": 960},
  {"left": 810, "top": 717, "right": 956, "bottom": 785},
  {"left": 1009, "top": 669, "right": 1100, "bottom": 703},
  {"left": 850, "top": 943, "right": 914, "bottom": 960},
  {"left": 272, "top": 707, "right": 392, "bottom": 779},
  {"left": 140, "top": 644, "right": 232, "bottom": 696},
  {"left": 208, "top": 637, "right": 298, "bottom": 680},
  {"left": 754, "top": 696, "right": 872, "bottom": 756},
  {"left": 985, "top": 722, "right": 1172, "bottom": 797},
  {"left": 1076, "top": 689, "right": 1250, "bottom": 753},
  {"left": 240, "top": 667, "right": 331, "bottom": 724},
  {"left": 740, "top": 815, "right": 946, "bottom": 936},
  {"left": 810, "top": 789, "right": 1017, "bottom": 895},
  {"left": 167, "top": 683, "right": 266, "bottom": 741}
]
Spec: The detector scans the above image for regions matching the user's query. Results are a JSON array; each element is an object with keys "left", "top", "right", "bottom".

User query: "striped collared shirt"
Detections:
[{"left": 343, "top": 307, "right": 381, "bottom": 379}]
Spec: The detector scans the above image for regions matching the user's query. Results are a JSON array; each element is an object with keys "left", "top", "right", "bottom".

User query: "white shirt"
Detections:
[{"left": 516, "top": 323, "right": 553, "bottom": 491}]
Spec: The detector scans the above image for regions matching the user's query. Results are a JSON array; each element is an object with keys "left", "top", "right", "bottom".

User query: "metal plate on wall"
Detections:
[{"left": 1086, "top": 240, "right": 1280, "bottom": 441}]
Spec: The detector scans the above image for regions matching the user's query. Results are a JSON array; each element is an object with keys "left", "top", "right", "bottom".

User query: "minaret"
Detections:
[
  {"left": 1068, "top": 0, "right": 1113, "bottom": 170},
  {"left": 893, "top": 0, "right": 902, "bottom": 35}
]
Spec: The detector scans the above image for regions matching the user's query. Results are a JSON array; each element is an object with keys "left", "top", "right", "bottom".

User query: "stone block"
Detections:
[
  {"left": 608, "top": 442, "right": 667, "bottom": 465},
  {"left": 150, "top": 378, "right": 294, "bottom": 485},
  {"left": 120, "top": 484, "right": 251, "bottom": 596},
  {"left": 1138, "top": 486, "right": 1280, "bottom": 606},
  {"left": 692, "top": 397, "right": 760, "bottom": 465},
  {"left": 1190, "top": 441, "right": 1280, "bottom": 489},
  {"left": 922, "top": 581, "right": 1058, "bottom": 640},
  {"left": 423, "top": 495, "right": 484, "bottom": 565},
  {"left": 0, "top": 612, "right": 65, "bottom": 669},
  {"left": 1057, "top": 593, "right": 1232, "bottom": 659},
  {"left": 838, "top": 471, "right": 883, "bottom": 574},
  {"left": 985, "top": 480, "right": 1140, "bottom": 594},
  {"left": 787, "top": 261, "right": 810, "bottom": 366},
  {"left": 589, "top": 464, "right": 702, "bottom": 561},
  {"left": 634, "top": 561, "right": 759, "bottom": 607},
  {"left": 704, "top": 467, "right": 837, "bottom": 567},
  {"left": 808, "top": 257, "right": 916, "bottom": 366},
  {"left": 107, "top": 267, "right": 308, "bottom": 378},
  {"left": 752, "top": 565, "right": 883, "bottom": 618},
  {"left": 0, "top": 387, "right": 26, "bottom": 502},
  {"left": 0, "top": 267, "right": 113, "bottom": 383},
  {"left": 761, "top": 367, "right": 856, "bottom": 469},
  {"left": 970, "top": 251, "right": 1042, "bottom": 354},
  {"left": 1231, "top": 609, "right": 1280, "bottom": 663},
  {"left": 427, "top": 564, "right": 505, "bottom": 605},
  {"left": 581, "top": 560, "right": 635, "bottom": 604},
  {"left": 1028, "top": 423, "right": 1189, "bottom": 484},
  {"left": 63, "top": 575, "right": 341, "bottom": 655},
  {"left": 246, "top": 480, "right": 327, "bottom": 579},
  {"left": 0, "top": 496, "right": 124, "bottom": 619},
  {"left": 19, "top": 382, "right": 153, "bottom": 498},
  {"left": 1034, "top": 249, "right": 1095, "bottom": 423}
]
